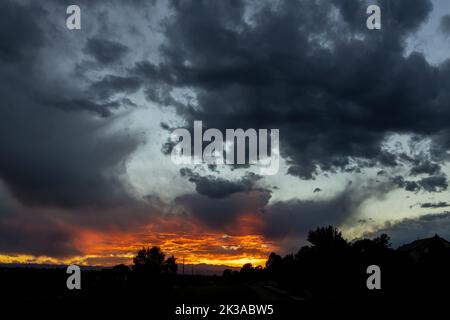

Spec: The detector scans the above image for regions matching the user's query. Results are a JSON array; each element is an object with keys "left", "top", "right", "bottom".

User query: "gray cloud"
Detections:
[
  {"left": 180, "top": 169, "right": 265, "bottom": 198},
  {"left": 369, "top": 212, "right": 450, "bottom": 247},
  {"left": 0, "top": 1, "right": 45, "bottom": 63},
  {"left": 420, "top": 201, "right": 450, "bottom": 208},
  {"left": 89, "top": 75, "right": 142, "bottom": 100},
  {"left": 261, "top": 183, "right": 390, "bottom": 240},
  {"left": 440, "top": 14, "right": 450, "bottom": 35},
  {"left": 175, "top": 189, "right": 271, "bottom": 231},
  {"left": 83, "top": 37, "right": 130, "bottom": 65},
  {"left": 0, "top": 212, "right": 80, "bottom": 258},
  {"left": 410, "top": 160, "right": 441, "bottom": 176},
  {"left": 391, "top": 174, "right": 448, "bottom": 192}
]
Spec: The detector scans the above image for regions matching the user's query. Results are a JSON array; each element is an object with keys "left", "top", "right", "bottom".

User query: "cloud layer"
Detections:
[{"left": 1, "top": 0, "right": 450, "bottom": 263}]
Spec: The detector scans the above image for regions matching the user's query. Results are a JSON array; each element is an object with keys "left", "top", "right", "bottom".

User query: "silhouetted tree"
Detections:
[
  {"left": 222, "top": 268, "right": 233, "bottom": 277},
  {"left": 240, "top": 263, "right": 261, "bottom": 281},
  {"left": 266, "top": 252, "right": 282, "bottom": 269},
  {"left": 132, "top": 246, "right": 165, "bottom": 274},
  {"left": 164, "top": 255, "right": 178, "bottom": 275},
  {"left": 240, "top": 263, "right": 254, "bottom": 273},
  {"left": 353, "top": 234, "right": 392, "bottom": 257},
  {"left": 264, "top": 252, "right": 282, "bottom": 279},
  {"left": 374, "top": 233, "right": 391, "bottom": 248},
  {"left": 307, "top": 226, "right": 348, "bottom": 251}
]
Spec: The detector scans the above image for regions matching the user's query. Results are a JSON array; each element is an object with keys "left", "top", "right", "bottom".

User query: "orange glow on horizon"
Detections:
[{"left": 0, "top": 214, "right": 279, "bottom": 268}]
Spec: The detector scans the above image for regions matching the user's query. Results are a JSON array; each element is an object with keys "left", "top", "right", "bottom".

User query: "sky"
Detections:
[{"left": 2, "top": 0, "right": 450, "bottom": 267}]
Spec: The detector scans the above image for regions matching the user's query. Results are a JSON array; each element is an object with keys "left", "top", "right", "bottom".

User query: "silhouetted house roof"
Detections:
[{"left": 397, "top": 235, "right": 450, "bottom": 261}]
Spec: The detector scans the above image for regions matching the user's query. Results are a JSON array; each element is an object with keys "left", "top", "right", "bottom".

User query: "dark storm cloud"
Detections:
[
  {"left": 0, "top": 213, "right": 80, "bottom": 257},
  {"left": 0, "top": 1, "right": 88, "bottom": 258},
  {"left": 0, "top": 0, "right": 142, "bottom": 209},
  {"left": 0, "top": 179, "right": 165, "bottom": 257},
  {"left": 333, "top": 0, "right": 432, "bottom": 33},
  {"left": 0, "top": 0, "right": 149, "bottom": 258},
  {"left": 35, "top": 94, "right": 132, "bottom": 117},
  {"left": 0, "top": 0, "right": 175, "bottom": 260},
  {"left": 0, "top": 1, "right": 45, "bottom": 63},
  {"left": 143, "top": 1, "right": 423, "bottom": 168},
  {"left": 180, "top": 168, "right": 264, "bottom": 198},
  {"left": 89, "top": 75, "right": 142, "bottom": 100},
  {"left": 369, "top": 212, "right": 450, "bottom": 247},
  {"left": 175, "top": 189, "right": 271, "bottom": 231},
  {"left": 261, "top": 183, "right": 390, "bottom": 240},
  {"left": 440, "top": 14, "right": 450, "bottom": 35},
  {"left": 0, "top": 183, "right": 80, "bottom": 257},
  {"left": 419, "top": 175, "right": 448, "bottom": 192},
  {"left": 131, "top": 0, "right": 450, "bottom": 187},
  {"left": 382, "top": 0, "right": 433, "bottom": 31},
  {"left": 83, "top": 37, "right": 130, "bottom": 65},
  {"left": 391, "top": 175, "right": 448, "bottom": 192},
  {"left": 410, "top": 160, "right": 441, "bottom": 176},
  {"left": 175, "top": 180, "right": 392, "bottom": 241},
  {"left": 420, "top": 201, "right": 450, "bottom": 208}
]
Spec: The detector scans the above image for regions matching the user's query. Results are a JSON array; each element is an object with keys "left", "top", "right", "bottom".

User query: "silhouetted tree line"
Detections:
[
  {"left": 0, "top": 246, "right": 182, "bottom": 303},
  {"left": 225, "top": 226, "right": 450, "bottom": 302},
  {"left": 2, "top": 227, "right": 450, "bottom": 305}
]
